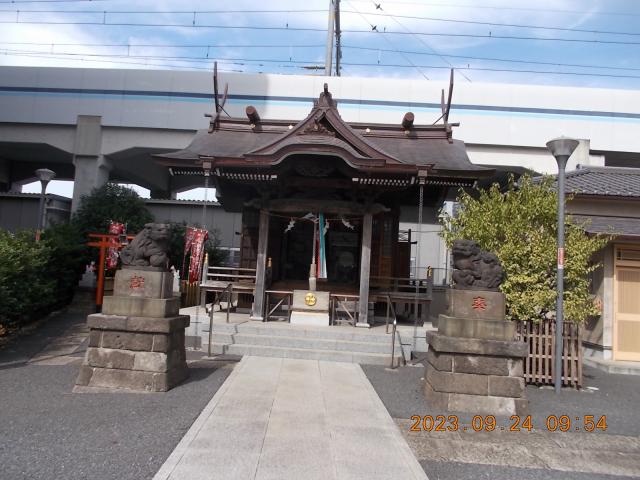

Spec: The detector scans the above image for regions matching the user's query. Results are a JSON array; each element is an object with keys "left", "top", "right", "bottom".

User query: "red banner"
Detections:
[
  {"left": 182, "top": 227, "right": 197, "bottom": 278},
  {"left": 184, "top": 227, "right": 209, "bottom": 283},
  {"left": 106, "top": 221, "right": 125, "bottom": 270}
]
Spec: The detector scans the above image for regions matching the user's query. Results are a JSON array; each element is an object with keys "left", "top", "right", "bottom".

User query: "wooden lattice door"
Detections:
[
  {"left": 371, "top": 211, "right": 398, "bottom": 288},
  {"left": 614, "top": 246, "right": 640, "bottom": 361},
  {"left": 239, "top": 208, "right": 259, "bottom": 269}
]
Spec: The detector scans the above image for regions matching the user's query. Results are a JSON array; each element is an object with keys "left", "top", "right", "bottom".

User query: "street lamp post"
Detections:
[
  {"left": 545, "top": 137, "right": 579, "bottom": 394},
  {"left": 201, "top": 159, "right": 212, "bottom": 230},
  {"left": 35, "top": 168, "right": 56, "bottom": 241}
]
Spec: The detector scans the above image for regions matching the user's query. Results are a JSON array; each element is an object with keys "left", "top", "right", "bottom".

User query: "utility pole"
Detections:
[
  {"left": 335, "top": 0, "right": 341, "bottom": 76},
  {"left": 324, "top": 0, "right": 336, "bottom": 76}
]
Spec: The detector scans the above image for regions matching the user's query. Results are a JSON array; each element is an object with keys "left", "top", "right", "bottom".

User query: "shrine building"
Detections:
[{"left": 155, "top": 84, "right": 492, "bottom": 325}]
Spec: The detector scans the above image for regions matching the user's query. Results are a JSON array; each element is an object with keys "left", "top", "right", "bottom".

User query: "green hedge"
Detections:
[{"left": 0, "top": 224, "right": 87, "bottom": 330}]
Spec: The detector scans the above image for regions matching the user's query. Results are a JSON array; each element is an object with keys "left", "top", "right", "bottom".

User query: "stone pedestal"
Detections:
[
  {"left": 290, "top": 290, "right": 330, "bottom": 327},
  {"left": 425, "top": 332, "right": 528, "bottom": 415},
  {"left": 424, "top": 289, "right": 528, "bottom": 415},
  {"left": 75, "top": 268, "right": 189, "bottom": 392}
]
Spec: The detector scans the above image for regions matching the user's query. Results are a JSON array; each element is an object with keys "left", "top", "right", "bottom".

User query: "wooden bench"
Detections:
[{"left": 199, "top": 266, "right": 257, "bottom": 307}]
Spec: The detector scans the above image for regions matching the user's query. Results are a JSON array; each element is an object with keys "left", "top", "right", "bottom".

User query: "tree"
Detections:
[
  {"left": 41, "top": 223, "right": 88, "bottom": 308},
  {"left": 440, "top": 175, "right": 609, "bottom": 323},
  {"left": 72, "top": 183, "right": 154, "bottom": 237}
]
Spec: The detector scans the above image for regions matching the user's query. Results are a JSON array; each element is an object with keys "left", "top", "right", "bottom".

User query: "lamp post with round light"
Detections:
[
  {"left": 35, "top": 168, "right": 56, "bottom": 241},
  {"left": 545, "top": 137, "right": 579, "bottom": 394}
]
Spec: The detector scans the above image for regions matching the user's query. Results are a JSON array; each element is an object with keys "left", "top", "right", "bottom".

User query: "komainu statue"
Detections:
[
  {"left": 120, "top": 223, "right": 171, "bottom": 269},
  {"left": 451, "top": 239, "right": 503, "bottom": 291}
]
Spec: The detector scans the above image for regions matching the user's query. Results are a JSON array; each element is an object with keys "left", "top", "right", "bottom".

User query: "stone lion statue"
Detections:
[
  {"left": 120, "top": 223, "right": 171, "bottom": 269},
  {"left": 451, "top": 239, "right": 503, "bottom": 291}
]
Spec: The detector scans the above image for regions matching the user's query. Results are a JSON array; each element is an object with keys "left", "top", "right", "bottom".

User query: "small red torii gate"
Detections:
[{"left": 87, "top": 233, "right": 135, "bottom": 309}]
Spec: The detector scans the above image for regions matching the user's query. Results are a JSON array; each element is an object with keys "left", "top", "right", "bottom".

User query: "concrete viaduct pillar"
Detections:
[
  {"left": 71, "top": 115, "right": 111, "bottom": 212},
  {"left": 150, "top": 188, "right": 177, "bottom": 200}
]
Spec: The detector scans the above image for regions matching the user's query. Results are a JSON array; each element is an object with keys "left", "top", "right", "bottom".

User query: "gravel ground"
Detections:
[
  {"left": 362, "top": 361, "right": 640, "bottom": 480},
  {"left": 420, "top": 461, "right": 638, "bottom": 480},
  {"left": 362, "top": 361, "right": 640, "bottom": 436},
  {"left": 0, "top": 312, "right": 235, "bottom": 480}
]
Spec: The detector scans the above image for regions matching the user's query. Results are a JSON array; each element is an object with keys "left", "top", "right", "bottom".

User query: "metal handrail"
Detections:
[
  {"left": 386, "top": 294, "right": 399, "bottom": 369},
  {"left": 207, "top": 282, "right": 233, "bottom": 357},
  {"left": 385, "top": 294, "right": 398, "bottom": 334}
]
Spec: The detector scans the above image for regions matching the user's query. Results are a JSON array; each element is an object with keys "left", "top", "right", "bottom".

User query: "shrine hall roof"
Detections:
[{"left": 155, "top": 85, "right": 492, "bottom": 179}]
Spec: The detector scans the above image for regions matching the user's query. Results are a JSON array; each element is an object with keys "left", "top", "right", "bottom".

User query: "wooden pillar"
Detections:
[
  {"left": 251, "top": 209, "right": 270, "bottom": 321},
  {"left": 357, "top": 212, "right": 373, "bottom": 328}
]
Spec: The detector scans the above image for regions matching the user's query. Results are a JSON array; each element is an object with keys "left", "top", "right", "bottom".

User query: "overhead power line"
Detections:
[
  {"left": 348, "top": 0, "right": 640, "bottom": 18},
  {"left": 0, "top": 0, "right": 106, "bottom": 3},
  {"left": 2, "top": 18, "right": 640, "bottom": 46},
  {"left": 3, "top": 0, "right": 638, "bottom": 18},
  {"left": 2, "top": 7, "right": 638, "bottom": 37},
  {"left": 360, "top": 0, "right": 471, "bottom": 81},
  {"left": 340, "top": 9, "right": 640, "bottom": 36},
  {"left": 0, "top": 41, "right": 325, "bottom": 49},
  {"left": 3, "top": 48, "right": 640, "bottom": 80},
  {"left": 0, "top": 8, "right": 328, "bottom": 13},
  {"left": 342, "top": 45, "right": 640, "bottom": 72},
  {"left": 0, "top": 51, "right": 244, "bottom": 71},
  {"left": 3, "top": 40, "right": 639, "bottom": 74},
  {"left": 344, "top": 0, "right": 430, "bottom": 80}
]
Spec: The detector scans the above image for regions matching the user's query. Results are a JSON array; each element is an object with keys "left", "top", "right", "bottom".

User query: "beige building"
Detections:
[{"left": 564, "top": 167, "right": 640, "bottom": 364}]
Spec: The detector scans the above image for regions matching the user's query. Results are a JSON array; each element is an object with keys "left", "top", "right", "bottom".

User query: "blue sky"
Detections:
[{"left": 3, "top": 0, "right": 639, "bottom": 198}]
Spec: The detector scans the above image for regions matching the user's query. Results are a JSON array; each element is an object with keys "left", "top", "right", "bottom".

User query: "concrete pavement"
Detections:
[
  {"left": 0, "top": 312, "right": 237, "bottom": 480},
  {"left": 153, "top": 356, "right": 427, "bottom": 480}
]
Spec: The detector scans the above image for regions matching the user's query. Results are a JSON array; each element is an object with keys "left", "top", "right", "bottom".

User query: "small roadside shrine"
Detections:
[{"left": 155, "top": 82, "right": 492, "bottom": 325}]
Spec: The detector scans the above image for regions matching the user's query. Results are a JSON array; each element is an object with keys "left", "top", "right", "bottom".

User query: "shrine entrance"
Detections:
[{"left": 270, "top": 213, "right": 361, "bottom": 288}]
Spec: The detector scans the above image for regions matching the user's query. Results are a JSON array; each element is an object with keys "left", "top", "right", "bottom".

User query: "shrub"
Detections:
[
  {"left": 440, "top": 175, "right": 610, "bottom": 323},
  {"left": 0, "top": 230, "right": 54, "bottom": 328},
  {"left": 72, "top": 183, "right": 153, "bottom": 236},
  {"left": 0, "top": 223, "right": 89, "bottom": 330}
]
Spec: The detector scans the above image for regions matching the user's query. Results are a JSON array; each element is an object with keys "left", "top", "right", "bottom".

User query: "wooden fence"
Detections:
[
  {"left": 181, "top": 281, "right": 200, "bottom": 308},
  {"left": 515, "top": 319, "right": 583, "bottom": 388}
]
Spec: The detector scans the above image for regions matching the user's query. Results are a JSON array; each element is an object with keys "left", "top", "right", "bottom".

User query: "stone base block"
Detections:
[
  {"left": 427, "top": 331, "right": 528, "bottom": 357},
  {"left": 424, "top": 380, "right": 527, "bottom": 416},
  {"left": 76, "top": 364, "right": 188, "bottom": 392},
  {"left": 85, "top": 347, "right": 186, "bottom": 372},
  {"left": 290, "top": 311, "right": 330, "bottom": 326},
  {"left": 292, "top": 290, "right": 330, "bottom": 313},
  {"left": 426, "top": 349, "right": 524, "bottom": 377},
  {"left": 425, "top": 332, "right": 528, "bottom": 415},
  {"left": 102, "top": 296, "right": 179, "bottom": 317},
  {"left": 447, "top": 289, "right": 505, "bottom": 321},
  {"left": 76, "top": 314, "right": 189, "bottom": 393},
  {"left": 87, "top": 313, "right": 189, "bottom": 333},
  {"left": 113, "top": 269, "right": 173, "bottom": 299},
  {"left": 438, "top": 314, "right": 516, "bottom": 341}
]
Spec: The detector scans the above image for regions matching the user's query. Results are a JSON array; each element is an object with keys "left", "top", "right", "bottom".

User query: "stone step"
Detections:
[
  {"left": 206, "top": 323, "right": 242, "bottom": 334},
  {"left": 213, "top": 333, "right": 399, "bottom": 354},
  {"left": 228, "top": 323, "right": 395, "bottom": 344},
  {"left": 212, "top": 343, "right": 403, "bottom": 365}
]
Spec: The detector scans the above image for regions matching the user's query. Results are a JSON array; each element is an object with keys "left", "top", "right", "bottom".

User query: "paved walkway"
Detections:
[{"left": 153, "top": 356, "right": 427, "bottom": 480}]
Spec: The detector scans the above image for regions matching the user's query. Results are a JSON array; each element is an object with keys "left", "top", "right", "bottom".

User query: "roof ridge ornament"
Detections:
[
  {"left": 300, "top": 113, "right": 335, "bottom": 136},
  {"left": 315, "top": 83, "right": 337, "bottom": 109}
]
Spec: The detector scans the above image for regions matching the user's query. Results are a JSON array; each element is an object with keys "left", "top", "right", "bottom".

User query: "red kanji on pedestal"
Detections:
[
  {"left": 472, "top": 296, "right": 487, "bottom": 311},
  {"left": 129, "top": 275, "right": 145, "bottom": 290}
]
